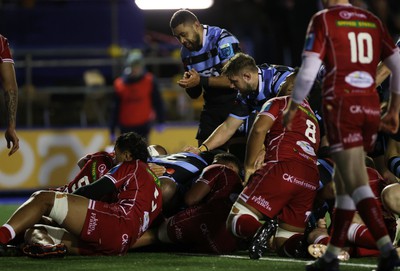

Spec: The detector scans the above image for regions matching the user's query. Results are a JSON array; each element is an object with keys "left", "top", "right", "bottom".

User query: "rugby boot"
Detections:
[
  {"left": 248, "top": 220, "right": 277, "bottom": 260},
  {"left": 0, "top": 244, "right": 22, "bottom": 256},
  {"left": 373, "top": 249, "right": 400, "bottom": 271},
  {"left": 23, "top": 243, "right": 67, "bottom": 258}
]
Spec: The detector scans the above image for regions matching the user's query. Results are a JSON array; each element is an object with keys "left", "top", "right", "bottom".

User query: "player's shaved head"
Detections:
[{"left": 170, "top": 9, "right": 199, "bottom": 29}]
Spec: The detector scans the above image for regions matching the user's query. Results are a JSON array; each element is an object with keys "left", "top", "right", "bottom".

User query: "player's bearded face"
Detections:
[
  {"left": 184, "top": 31, "right": 201, "bottom": 51},
  {"left": 173, "top": 23, "right": 202, "bottom": 52},
  {"left": 240, "top": 82, "right": 255, "bottom": 95}
]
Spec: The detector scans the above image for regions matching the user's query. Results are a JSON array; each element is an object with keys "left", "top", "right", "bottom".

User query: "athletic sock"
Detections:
[
  {"left": 352, "top": 185, "right": 394, "bottom": 256},
  {"left": 0, "top": 224, "right": 16, "bottom": 244},
  {"left": 231, "top": 214, "right": 262, "bottom": 239},
  {"left": 347, "top": 223, "right": 376, "bottom": 249},
  {"left": 329, "top": 195, "right": 356, "bottom": 249}
]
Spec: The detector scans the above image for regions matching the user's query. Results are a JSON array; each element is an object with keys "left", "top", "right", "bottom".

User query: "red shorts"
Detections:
[
  {"left": 78, "top": 200, "right": 141, "bottom": 255},
  {"left": 323, "top": 94, "right": 381, "bottom": 153},
  {"left": 167, "top": 204, "right": 240, "bottom": 254},
  {"left": 240, "top": 161, "right": 319, "bottom": 228}
]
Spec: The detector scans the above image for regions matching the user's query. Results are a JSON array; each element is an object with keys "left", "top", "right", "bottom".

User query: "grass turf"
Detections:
[{"left": 0, "top": 204, "right": 379, "bottom": 271}]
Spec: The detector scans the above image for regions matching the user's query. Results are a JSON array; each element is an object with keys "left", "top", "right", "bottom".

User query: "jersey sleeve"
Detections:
[
  {"left": 217, "top": 29, "right": 240, "bottom": 63},
  {"left": 303, "top": 12, "right": 326, "bottom": 60},
  {"left": 258, "top": 97, "right": 282, "bottom": 121},
  {"left": 196, "top": 165, "right": 221, "bottom": 188},
  {"left": 0, "top": 35, "right": 14, "bottom": 64}
]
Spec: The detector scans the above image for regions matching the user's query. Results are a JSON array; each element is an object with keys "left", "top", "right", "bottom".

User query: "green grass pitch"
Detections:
[{"left": 0, "top": 204, "right": 380, "bottom": 271}]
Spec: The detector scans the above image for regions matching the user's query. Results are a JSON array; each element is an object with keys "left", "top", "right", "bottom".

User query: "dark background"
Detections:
[{"left": 0, "top": 0, "right": 399, "bottom": 75}]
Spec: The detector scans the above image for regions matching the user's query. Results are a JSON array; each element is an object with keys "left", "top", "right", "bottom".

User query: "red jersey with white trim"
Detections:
[
  {"left": 79, "top": 159, "right": 162, "bottom": 255},
  {"left": 104, "top": 160, "right": 162, "bottom": 230},
  {"left": 304, "top": 4, "right": 398, "bottom": 98},
  {"left": 259, "top": 96, "right": 320, "bottom": 166},
  {"left": 0, "top": 34, "right": 14, "bottom": 64},
  {"left": 62, "top": 151, "right": 114, "bottom": 193}
]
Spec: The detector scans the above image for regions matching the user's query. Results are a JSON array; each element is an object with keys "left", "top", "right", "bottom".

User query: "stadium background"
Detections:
[{"left": 0, "top": 0, "right": 398, "bottom": 190}]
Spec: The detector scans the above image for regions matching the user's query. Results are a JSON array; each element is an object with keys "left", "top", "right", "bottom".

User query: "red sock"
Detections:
[
  {"left": 347, "top": 224, "right": 376, "bottom": 249},
  {"left": 231, "top": 214, "right": 262, "bottom": 239},
  {"left": 0, "top": 225, "right": 14, "bottom": 244},
  {"left": 314, "top": 235, "right": 329, "bottom": 245},
  {"left": 356, "top": 198, "right": 388, "bottom": 241},
  {"left": 329, "top": 208, "right": 355, "bottom": 248}
]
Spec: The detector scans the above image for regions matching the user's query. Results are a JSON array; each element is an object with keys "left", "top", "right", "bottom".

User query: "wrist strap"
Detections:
[
  {"left": 198, "top": 143, "right": 209, "bottom": 152},
  {"left": 200, "top": 76, "right": 209, "bottom": 88}
]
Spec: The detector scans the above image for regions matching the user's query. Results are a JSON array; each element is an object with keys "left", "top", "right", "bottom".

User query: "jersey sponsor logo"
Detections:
[
  {"left": 250, "top": 195, "right": 272, "bottom": 211},
  {"left": 304, "top": 32, "right": 315, "bottom": 51},
  {"left": 336, "top": 20, "right": 376, "bottom": 28},
  {"left": 296, "top": 140, "right": 316, "bottom": 156},
  {"left": 343, "top": 132, "right": 362, "bottom": 144},
  {"left": 98, "top": 163, "right": 108, "bottom": 176},
  {"left": 345, "top": 71, "right": 373, "bottom": 88},
  {"left": 199, "top": 67, "right": 220, "bottom": 77},
  {"left": 92, "top": 161, "right": 97, "bottom": 181},
  {"left": 87, "top": 212, "right": 98, "bottom": 235},
  {"left": 349, "top": 105, "right": 380, "bottom": 116},
  {"left": 121, "top": 233, "right": 129, "bottom": 252},
  {"left": 219, "top": 43, "right": 234, "bottom": 59},
  {"left": 339, "top": 11, "right": 367, "bottom": 20},
  {"left": 282, "top": 173, "right": 317, "bottom": 190}
]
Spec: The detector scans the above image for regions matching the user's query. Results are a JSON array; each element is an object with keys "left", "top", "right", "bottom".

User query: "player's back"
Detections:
[
  {"left": 198, "top": 164, "right": 243, "bottom": 207},
  {"left": 262, "top": 96, "right": 320, "bottom": 166},
  {"left": 149, "top": 152, "right": 209, "bottom": 185},
  {"left": 311, "top": 5, "right": 395, "bottom": 97}
]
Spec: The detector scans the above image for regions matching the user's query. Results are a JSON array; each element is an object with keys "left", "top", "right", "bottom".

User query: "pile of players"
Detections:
[{"left": 1, "top": 2, "right": 400, "bottom": 271}]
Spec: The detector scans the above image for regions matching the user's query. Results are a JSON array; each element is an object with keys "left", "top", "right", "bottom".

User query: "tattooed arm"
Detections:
[{"left": 0, "top": 61, "right": 19, "bottom": 156}]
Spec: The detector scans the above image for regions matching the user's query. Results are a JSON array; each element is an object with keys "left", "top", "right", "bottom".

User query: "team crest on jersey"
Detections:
[
  {"left": 219, "top": 43, "right": 234, "bottom": 59},
  {"left": 304, "top": 33, "right": 315, "bottom": 51}
]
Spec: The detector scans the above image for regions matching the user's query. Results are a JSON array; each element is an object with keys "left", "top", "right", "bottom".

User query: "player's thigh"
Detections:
[
  {"left": 331, "top": 147, "right": 369, "bottom": 190},
  {"left": 62, "top": 194, "right": 89, "bottom": 236}
]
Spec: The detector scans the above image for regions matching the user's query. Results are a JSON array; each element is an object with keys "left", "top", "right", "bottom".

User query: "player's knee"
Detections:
[
  {"left": 48, "top": 192, "right": 69, "bottom": 225},
  {"left": 382, "top": 183, "right": 400, "bottom": 215},
  {"left": 227, "top": 202, "right": 259, "bottom": 232}
]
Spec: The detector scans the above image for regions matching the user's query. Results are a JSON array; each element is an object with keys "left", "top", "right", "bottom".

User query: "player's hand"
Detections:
[
  {"left": 254, "top": 149, "right": 266, "bottom": 170},
  {"left": 183, "top": 145, "right": 201, "bottom": 154},
  {"left": 178, "top": 69, "right": 200, "bottom": 89},
  {"left": 243, "top": 168, "right": 254, "bottom": 186},
  {"left": 380, "top": 110, "right": 399, "bottom": 134},
  {"left": 5, "top": 127, "right": 19, "bottom": 156},
  {"left": 148, "top": 163, "right": 166, "bottom": 177}
]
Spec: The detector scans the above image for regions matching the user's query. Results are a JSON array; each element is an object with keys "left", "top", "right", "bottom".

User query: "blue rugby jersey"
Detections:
[
  {"left": 178, "top": 24, "right": 243, "bottom": 142},
  {"left": 181, "top": 25, "right": 240, "bottom": 76},
  {"left": 230, "top": 64, "right": 294, "bottom": 120},
  {"left": 148, "top": 152, "right": 209, "bottom": 186}
]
